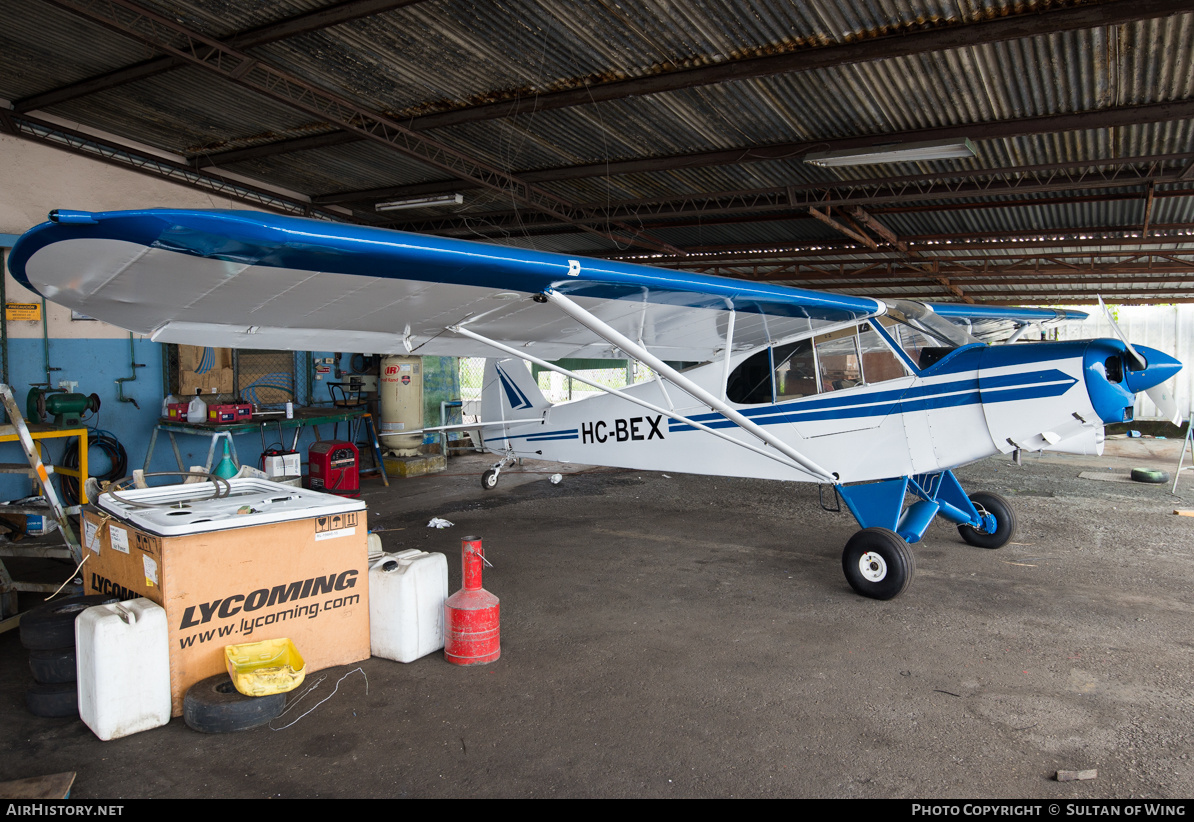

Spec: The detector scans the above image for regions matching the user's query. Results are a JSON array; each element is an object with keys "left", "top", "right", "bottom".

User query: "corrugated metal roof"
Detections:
[{"left": 2, "top": 0, "right": 1193, "bottom": 304}]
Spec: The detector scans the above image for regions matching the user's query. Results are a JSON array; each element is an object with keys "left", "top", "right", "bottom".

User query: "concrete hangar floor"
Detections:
[{"left": 0, "top": 437, "right": 1191, "bottom": 799}]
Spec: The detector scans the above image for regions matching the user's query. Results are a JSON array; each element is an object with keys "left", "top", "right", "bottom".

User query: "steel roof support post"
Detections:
[{"left": 545, "top": 289, "right": 836, "bottom": 482}]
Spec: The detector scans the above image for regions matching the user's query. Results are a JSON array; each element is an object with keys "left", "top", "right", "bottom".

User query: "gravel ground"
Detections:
[{"left": 1, "top": 436, "right": 1192, "bottom": 799}]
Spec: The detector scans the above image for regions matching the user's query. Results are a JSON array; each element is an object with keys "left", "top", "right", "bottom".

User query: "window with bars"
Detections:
[{"left": 164, "top": 345, "right": 307, "bottom": 407}]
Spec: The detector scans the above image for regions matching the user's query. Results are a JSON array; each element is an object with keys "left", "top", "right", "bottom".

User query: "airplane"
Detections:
[{"left": 8, "top": 208, "right": 1183, "bottom": 599}]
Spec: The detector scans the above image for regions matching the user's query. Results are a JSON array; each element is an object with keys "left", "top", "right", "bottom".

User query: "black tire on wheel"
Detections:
[
  {"left": 183, "top": 674, "right": 287, "bottom": 733},
  {"left": 481, "top": 468, "right": 499, "bottom": 490},
  {"left": 842, "top": 527, "right": 915, "bottom": 600},
  {"left": 28, "top": 647, "right": 77, "bottom": 684},
  {"left": 957, "top": 492, "right": 1018, "bottom": 549},
  {"left": 1130, "top": 467, "right": 1169, "bottom": 484},
  {"left": 25, "top": 681, "right": 78, "bottom": 718},
  {"left": 19, "top": 594, "right": 119, "bottom": 651}
]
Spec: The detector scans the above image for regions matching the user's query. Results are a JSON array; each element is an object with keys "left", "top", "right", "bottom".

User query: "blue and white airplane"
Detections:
[{"left": 9, "top": 209, "right": 1182, "bottom": 599}]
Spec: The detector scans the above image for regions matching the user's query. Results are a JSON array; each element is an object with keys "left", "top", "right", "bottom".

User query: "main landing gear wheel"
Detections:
[
  {"left": 957, "top": 492, "right": 1017, "bottom": 549},
  {"left": 842, "top": 528, "right": 915, "bottom": 600},
  {"left": 481, "top": 468, "right": 499, "bottom": 490}
]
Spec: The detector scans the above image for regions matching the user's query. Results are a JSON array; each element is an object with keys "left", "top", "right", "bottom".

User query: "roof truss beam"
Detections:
[
  {"left": 705, "top": 256, "right": 1194, "bottom": 283},
  {"left": 403, "top": 0, "right": 1193, "bottom": 131},
  {"left": 15, "top": 0, "right": 431, "bottom": 114},
  {"left": 205, "top": 0, "right": 1194, "bottom": 173},
  {"left": 3, "top": 110, "right": 346, "bottom": 219},
  {"left": 42, "top": 0, "right": 682, "bottom": 255},
  {"left": 316, "top": 97, "right": 1194, "bottom": 205},
  {"left": 390, "top": 171, "right": 1193, "bottom": 240}
]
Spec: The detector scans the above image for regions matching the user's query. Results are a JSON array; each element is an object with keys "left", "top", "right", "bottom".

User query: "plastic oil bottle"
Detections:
[{"left": 186, "top": 389, "right": 206, "bottom": 424}]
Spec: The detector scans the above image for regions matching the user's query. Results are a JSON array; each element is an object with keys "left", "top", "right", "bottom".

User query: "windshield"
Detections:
[{"left": 884, "top": 299, "right": 980, "bottom": 348}]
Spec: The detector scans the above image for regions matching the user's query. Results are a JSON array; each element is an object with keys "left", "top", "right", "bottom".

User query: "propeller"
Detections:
[{"left": 1098, "top": 297, "right": 1183, "bottom": 426}]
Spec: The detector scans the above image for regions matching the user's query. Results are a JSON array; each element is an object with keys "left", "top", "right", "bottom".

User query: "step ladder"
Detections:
[{"left": 0, "top": 384, "right": 83, "bottom": 621}]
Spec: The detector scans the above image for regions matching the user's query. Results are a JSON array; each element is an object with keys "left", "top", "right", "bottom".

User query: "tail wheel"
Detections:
[
  {"left": 842, "top": 528, "right": 915, "bottom": 600},
  {"left": 957, "top": 492, "right": 1017, "bottom": 549}
]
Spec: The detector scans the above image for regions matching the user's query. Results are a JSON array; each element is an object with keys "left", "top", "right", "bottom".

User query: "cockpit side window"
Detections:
[
  {"left": 858, "top": 322, "right": 911, "bottom": 383},
  {"left": 775, "top": 339, "right": 818, "bottom": 400},
  {"left": 727, "top": 321, "right": 912, "bottom": 404},
  {"left": 725, "top": 347, "right": 773, "bottom": 404},
  {"left": 816, "top": 328, "right": 861, "bottom": 392}
]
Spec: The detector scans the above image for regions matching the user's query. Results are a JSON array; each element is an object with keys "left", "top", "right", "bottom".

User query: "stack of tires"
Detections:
[{"left": 19, "top": 594, "right": 117, "bottom": 718}]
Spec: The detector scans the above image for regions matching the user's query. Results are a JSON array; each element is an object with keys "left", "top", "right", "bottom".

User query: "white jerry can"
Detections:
[
  {"left": 369, "top": 549, "right": 448, "bottom": 663},
  {"left": 76, "top": 598, "right": 171, "bottom": 741}
]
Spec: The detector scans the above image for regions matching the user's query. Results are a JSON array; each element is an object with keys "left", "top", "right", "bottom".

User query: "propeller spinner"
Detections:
[{"left": 1098, "top": 297, "right": 1183, "bottom": 426}]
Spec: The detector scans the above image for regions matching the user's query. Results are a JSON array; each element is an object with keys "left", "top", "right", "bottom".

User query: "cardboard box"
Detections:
[
  {"left": 178, "top": 345, "right": 234, "bottom": 396},
  {"left": 81, "top": 504, "right": 369, "bottom": 716}
]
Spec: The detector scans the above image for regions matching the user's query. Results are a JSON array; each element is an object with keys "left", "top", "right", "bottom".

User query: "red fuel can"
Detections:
[{"left": 444, "top": 536, "right": 500, "bottom": 665}]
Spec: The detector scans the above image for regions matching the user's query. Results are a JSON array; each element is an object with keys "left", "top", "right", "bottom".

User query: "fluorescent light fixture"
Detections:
[
  {"left": 803, "top": 138, "right": 976, "bottom": 167},
  {"left": 375, "top": 193, "right": 464, "bottom": 211}
]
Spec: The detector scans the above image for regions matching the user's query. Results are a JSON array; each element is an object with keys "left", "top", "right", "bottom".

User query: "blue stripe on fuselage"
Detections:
[
  {"left": 484, "top": 368, "right": 1080, "bottom": 444},
  {"left": 668, "top": 369, "right": 1077, "bottom": 432}
]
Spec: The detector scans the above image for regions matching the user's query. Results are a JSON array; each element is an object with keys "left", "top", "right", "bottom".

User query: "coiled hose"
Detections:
[{"left": 60, "top": 430, "right": 128, "bottom": 506}]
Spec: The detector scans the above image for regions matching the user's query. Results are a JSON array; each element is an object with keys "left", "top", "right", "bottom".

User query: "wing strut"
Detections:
[
  {"left": 544, "top": 289, "right": 837, "bottom": 482},
  {"left": 449, "top": 325, "right": 825, "bottom": 478}
]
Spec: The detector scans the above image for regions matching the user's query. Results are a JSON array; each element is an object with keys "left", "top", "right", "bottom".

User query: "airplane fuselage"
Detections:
[{"left": 482, "top": 338, "right": 1134, "bottom": 485}]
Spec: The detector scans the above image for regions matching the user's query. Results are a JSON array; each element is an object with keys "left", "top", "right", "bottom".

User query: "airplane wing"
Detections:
[
  {"left": 925, "top": 303, "right": 1088, "bottom": 342},
  {"left": 9, "top": 209, "right": 880, "bottom": 363}
]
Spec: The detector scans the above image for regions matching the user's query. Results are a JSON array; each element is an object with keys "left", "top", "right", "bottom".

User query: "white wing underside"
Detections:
[{"left": 29, "top": 237, "right": 845, "bottom": 362}]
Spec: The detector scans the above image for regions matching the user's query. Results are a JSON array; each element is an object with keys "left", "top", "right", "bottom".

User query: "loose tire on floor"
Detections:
[
  {"left": 1130, "top": 467, "right": 1169, "bottom": 484},
  {"left": 28, "top": 646, "right": 77, "bottom": 684},
  {"left": 19, "top": 594, "right": 119, "bottom": 651},
  {"left": 26, "top": 681, "right": 78, "bottom": 718},
  {"left": 842, "top": 527, "right": 915, "bottom": 600},
  {"left": 183, "top": 674, "right": 287, "bottom": 733},
  {"left": 957, "top": 492, "right": 1017, "bottom": 549}
]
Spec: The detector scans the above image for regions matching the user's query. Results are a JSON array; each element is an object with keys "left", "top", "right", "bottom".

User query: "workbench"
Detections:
[{"left": 143, "top": 407, "right": 388, "bottom": 486}]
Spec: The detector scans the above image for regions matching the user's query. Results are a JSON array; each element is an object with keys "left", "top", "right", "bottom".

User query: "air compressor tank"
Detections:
[{"left": 379, "top": 355, "right": 423, "bottom": 456}]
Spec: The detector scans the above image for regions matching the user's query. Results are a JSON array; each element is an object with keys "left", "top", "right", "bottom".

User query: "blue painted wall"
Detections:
[
  {"left": 0, "top": 339, "right": 461, "bottom": 502},
  {"left": 0, "top": 337, "right": 168, "bottom": 501}
]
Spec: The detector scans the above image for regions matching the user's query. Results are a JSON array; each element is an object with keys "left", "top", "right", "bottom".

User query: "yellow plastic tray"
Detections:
[{"left": 224, "top": 638, "right": 306, "bottom": 697}]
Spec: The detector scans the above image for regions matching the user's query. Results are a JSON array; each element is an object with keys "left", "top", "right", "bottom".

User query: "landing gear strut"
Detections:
[{"left": 834, "top": 470, "right": 1016, "bottom": 599}]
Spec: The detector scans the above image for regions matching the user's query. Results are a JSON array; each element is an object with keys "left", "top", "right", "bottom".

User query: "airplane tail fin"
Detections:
[{"left": 481, "top": 358, "right": 552, "bottom": 422}]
